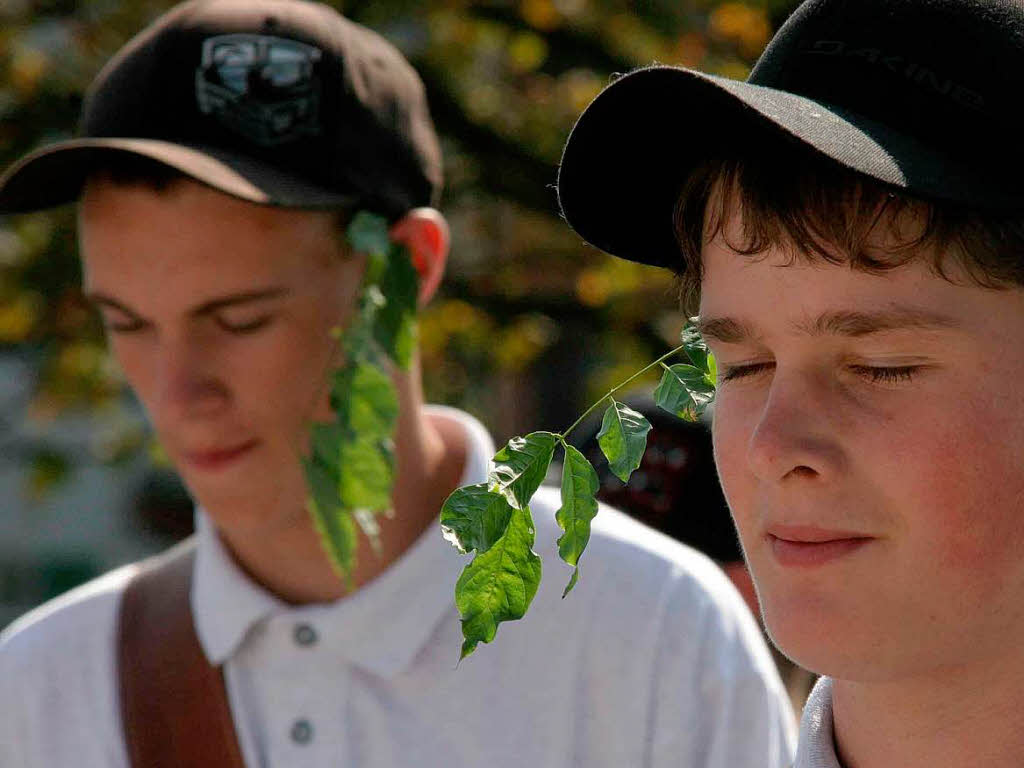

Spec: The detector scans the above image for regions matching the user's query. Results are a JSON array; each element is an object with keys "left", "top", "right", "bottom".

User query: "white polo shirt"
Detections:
[
  {"left": 794, "top": 677, "right": 841, "bottom": 768},
  {"left": 1, "top": 406, "right": 796, "bottom": 768}
]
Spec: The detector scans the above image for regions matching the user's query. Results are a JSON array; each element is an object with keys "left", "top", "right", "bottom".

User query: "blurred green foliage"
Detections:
[{"left": 0, "top": 0, "right": 796, "bottom": 477}]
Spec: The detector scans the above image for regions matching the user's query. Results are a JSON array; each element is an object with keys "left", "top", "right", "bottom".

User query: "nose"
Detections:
[
  {"left": 745, "top": 369, "right": 846, "bottom": 484},
  {"left": 150, "top": 337, "right": 230, "bottom": 423}
]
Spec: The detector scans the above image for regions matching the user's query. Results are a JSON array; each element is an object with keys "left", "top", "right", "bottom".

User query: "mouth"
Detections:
[
  {"left": 180, "top": 439, "right": 259, "bottom": 471},
  {"left": 765, "top": 525, "right": 874, "bottom": 567}
]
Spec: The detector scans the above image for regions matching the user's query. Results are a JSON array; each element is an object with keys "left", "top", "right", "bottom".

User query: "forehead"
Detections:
[
  {"left": 78, "top": 177, "right": 340, "bottom": 294},
  {"left": 697, "top": 222, "right": 1011, "bottom": 343}
]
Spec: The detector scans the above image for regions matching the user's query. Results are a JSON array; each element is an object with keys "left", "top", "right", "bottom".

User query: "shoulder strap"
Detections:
[{"left": 118, "top": 538, "right": 246, "bottom": 768}]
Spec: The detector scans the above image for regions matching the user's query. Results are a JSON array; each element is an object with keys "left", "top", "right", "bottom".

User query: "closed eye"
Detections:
[
  {"left": 849, "top": 365, "right": 920, "bottom": 384},
  {"left": 720, "top": 362, "right": 774, "bottom": 382},
  {"left": 215, "top": 314, "right": 273, "bottom": 334},
  {"left": 100, "top": 310, "right": 148, "bottom": 334}
]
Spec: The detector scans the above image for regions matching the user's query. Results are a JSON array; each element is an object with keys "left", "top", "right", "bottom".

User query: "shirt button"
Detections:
[
  {"left": 291, "top": 718, "right": 314, "bottom": 745},
  {"left": 293, "top": 623, "right": 318, "bottom": 647}
]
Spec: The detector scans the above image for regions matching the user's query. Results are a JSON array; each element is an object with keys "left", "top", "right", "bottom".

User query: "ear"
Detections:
[{"left": 389, "top": 208, "right": 449, "bottom": 306}]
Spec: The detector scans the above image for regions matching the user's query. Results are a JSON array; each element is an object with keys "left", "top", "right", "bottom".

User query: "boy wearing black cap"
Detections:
[
  {"left": 559, "top": 1, "right": 1024, "bottom": 767},
  {"left": 0, "top": 1, "right": 797, "bottom": 766}
]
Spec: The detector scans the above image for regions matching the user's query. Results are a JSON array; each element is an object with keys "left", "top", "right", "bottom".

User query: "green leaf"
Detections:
[
  {"left": 440, "top": 483, "right": 515, "bottom": 554},
  {"left": 304, "top": 456, "right": 357, "bottom": 581},
  {"left": 654, "top": 363, "right": 716, "bottom": 421},
  {"left": 373, "top": 244, "right": 419, "bottom": 369},
  {"left": 597, "top": 400, "right": 652, "bottom": 483},
  {"left": 681, "top": 318, "right": 710, "bottom": 371},
  {"left": 455, "top": 504, "right": 542, "bottom": 659},
  {"left": 330, "top": 361, "right": 399, "bottom": 439},
  {"left": 337, "top": 433, "right": 394, "bottom": 512},
  {"left": 555, "top": 443, "right": 600, "bottom": 597},
  {"left": 347, "top": 211, "right": 391, "bottom": 256},
  {"left": 490, "top": 431, "right": 558, "bottom": 509}
]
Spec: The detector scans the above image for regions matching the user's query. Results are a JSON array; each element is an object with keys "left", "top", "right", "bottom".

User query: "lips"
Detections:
[
  {"left": 765, "top": 525, "right": 874, "bottom": 567},
  {"left": 180, "top": 439, "right": 259, "bottom": 471}
]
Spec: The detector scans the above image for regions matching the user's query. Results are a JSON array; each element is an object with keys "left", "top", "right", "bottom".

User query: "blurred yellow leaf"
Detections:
[
  {"left": 561, "top": 68, "right": 603, "bottom": 115},
  {"left": 0, "top": 292, "right": 40, "bottom": 343},
  {"left": 508, "top": 32, "right": 548, "bottom": 74},
  {"left": 674, "top": 32, "right": 708, "bottom": 68},
  {"left": 10, "top": 46, "right": 49, "bottom": 96},
  {"left": 520, "top": 0, "right": 562, "bottom": 31},
  {"left": 494, "top": 314, "right": 556, "bottom": 372},
  {"left": 575, "top": 268, "right": 611, "bottom": 307},
  {"left": 709, "top": 2, "right": 771, "bottom": 59}
]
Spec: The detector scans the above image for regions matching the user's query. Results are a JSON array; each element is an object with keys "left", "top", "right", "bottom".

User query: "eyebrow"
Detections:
[
  {"left": 697, "top": 307, "right": 961, "bottom": 344},
  {"left": 85, "top": 287, "right": 289, "bottom": 319}
]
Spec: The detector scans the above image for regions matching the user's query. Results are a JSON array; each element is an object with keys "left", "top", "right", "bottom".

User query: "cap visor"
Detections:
[
  {"left": 557, "top": 66, "right": 990, "bottom": 269},
  {"left": 0, "top": 138, "right": 358, "bottom": 213}
]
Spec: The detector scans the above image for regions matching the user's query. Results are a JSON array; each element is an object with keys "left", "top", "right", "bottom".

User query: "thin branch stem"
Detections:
[{"left": 559, "top": 344, "right": 687, "bottom": 441}]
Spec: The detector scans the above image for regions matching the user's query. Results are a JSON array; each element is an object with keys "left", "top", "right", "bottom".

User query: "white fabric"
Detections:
[
  {"left": 794, "top": 677, "right": 841, "bottom": 768},
  {"left": 0, "top": 406, "right": 796, "bottom": 768}
]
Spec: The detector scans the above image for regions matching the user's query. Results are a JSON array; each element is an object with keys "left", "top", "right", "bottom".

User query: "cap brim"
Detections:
[
  {"left": 557, "top": 66, "right": 999, "bottom": 269},
  {"left": 0, "top": 138, "right": 359, "bottom": 213}
]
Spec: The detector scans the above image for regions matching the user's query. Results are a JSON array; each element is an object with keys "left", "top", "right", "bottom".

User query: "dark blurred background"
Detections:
[{"left": 0, "top": 0, "right": 801, "bottom": 628}]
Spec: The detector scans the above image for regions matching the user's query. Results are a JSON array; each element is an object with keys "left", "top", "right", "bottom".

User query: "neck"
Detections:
[
  {"left": 214, "top": 358, "right": 467, "bottom": 604},
  {"left": 831, "top": 660, "right": 1024, "bottom": 768}
]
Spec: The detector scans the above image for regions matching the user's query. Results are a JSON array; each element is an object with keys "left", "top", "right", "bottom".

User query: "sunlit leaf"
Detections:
[
  {"left": 597, "top": 399, "right": 652, "bottom": 483},
  {"left": 490, "top": 431, "right": 558, "bottom": 509},
  {"left": 455, "top": 504, "right": 542, "bottom": 659},
  {"left": 441, "top": 482, "right": 515, "bottom": 554},
  {"left": 555, "top": 442, "right": 599, "bottom": 596}
]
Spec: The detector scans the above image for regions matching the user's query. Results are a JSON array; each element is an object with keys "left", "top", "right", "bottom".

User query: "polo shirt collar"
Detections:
[
  {"left": 795, "top": 677, "right": 843, "bottom": 768},
  {"left": 192, "top": 405, "right": 494, "bottom": 675}
]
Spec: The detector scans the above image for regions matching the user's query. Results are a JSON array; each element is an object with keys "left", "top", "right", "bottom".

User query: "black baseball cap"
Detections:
[
  {"left": 0, "top": 0, "right": 442, "bottom": 218},
  {"left": 558, "top": 0, "right": 1024, "bottom": 269}
]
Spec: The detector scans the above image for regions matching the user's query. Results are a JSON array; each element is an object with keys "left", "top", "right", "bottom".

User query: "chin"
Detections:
[{"left": 760, "top": 590, "right": 912, "bottom": 682}]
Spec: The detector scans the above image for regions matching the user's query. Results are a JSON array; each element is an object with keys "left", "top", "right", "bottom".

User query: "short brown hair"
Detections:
[
  {"left": 85, "top": 154, "right": 353, "bottom": 239},
  {"left": 673, "top": 138, "right": 1024, "bottom": 313}
]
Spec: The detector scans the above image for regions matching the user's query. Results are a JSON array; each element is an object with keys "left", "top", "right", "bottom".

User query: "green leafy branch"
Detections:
[
  {"left": 301, "top": 215, "right": 717, "bottom": 658},
  {"left": 303, "top": 212, "right": 419, "bottom": 584},
  {"left": 441, "top": 320, "right": 717, "bottom": 658}
]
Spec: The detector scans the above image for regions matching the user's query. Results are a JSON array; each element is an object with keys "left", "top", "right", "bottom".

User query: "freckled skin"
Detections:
[{"left": 701, "top": 212, "right": 1024, "bottom": 683}]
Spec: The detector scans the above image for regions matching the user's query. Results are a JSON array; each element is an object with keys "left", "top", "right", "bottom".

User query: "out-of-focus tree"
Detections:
[{"left": 0, "top": 0, "right": 798, "bottom": 494}]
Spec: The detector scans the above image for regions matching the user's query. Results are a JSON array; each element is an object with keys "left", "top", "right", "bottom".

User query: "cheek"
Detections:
[
  {"left": 244, "top": 325, "right": 337, "bottom": 439},
  {"left": 867, "top": 382, "right": 1024, "bottom": 638},
  {"left": 106, "top": 338, "right": 163, "bottom": 417},
  {"left": 898, "top": 407, "right": 1024, "bottom": 577},
  {"left": 710, "top": 403, "right": 758, "bottom": 543}
]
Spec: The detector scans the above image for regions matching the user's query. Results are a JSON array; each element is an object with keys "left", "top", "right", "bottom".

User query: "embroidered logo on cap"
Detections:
[{"left": 195, "top": 34, "right": 323, "bottom": 146}]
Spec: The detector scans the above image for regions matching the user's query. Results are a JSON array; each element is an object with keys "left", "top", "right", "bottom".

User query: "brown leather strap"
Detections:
[{"left": 118, "top": 538, "right": 246, "bottom": 768}]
